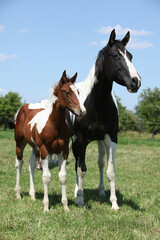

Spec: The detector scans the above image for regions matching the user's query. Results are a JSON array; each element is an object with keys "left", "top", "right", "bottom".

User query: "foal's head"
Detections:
[
  {"left": 96, "top": 29, "right": 141, "bottom": 93},
  {"left": 54, "top": 71, "right": 86, "bottom": 117}
]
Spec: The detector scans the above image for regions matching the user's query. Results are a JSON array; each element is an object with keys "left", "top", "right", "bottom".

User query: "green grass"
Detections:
[{"left": 0, "top": 129, "right": 160, "bottom": 239}]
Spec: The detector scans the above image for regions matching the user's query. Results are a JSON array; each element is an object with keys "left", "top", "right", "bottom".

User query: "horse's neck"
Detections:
[
  {"left": 97, "top": 74, "right": 113, "bottom": 100},
  {"left": 79, "top": 64, "right": 112, "bottom": 104}
]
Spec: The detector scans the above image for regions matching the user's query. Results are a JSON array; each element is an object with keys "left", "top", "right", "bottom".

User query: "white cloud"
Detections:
[
  {"left": 89, "top": 41, "right": 98, "bottom": 46},
  {"left": 0, "top": 53, "right": 8, "bottom": 61},
  {"left": 0, "top": 88, "right": 7, "bottom": 94},
  {"left": 89, "top": 37, "right": 153, "bottom": 49},
  {"left": 91, "top": 24, "right": 153, "bottom": 49},
  {"left": 0, "top": 25, "right": 5, "bottom": 33},
  {"left": 10, "top": 54, "right": 20, "bottom": 59},
  {"left": 0, "top": 53, "right": 20, "bottom": 61},
  {"left": 95, "top": 24, "right": 153, "bottom": 36},
  {"left": 128, "top": 38, "right": 154, "bottom": 49},
  {"left": 17, "top": 28, "right": 31, "bottom": 33}
]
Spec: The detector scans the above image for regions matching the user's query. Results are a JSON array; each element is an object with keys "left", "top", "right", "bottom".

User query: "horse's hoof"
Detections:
[
  {"left": 99, "top": 190, "right": 106, "bottom": 197},
  {"left": 76, "top": 198, "right": 84, "bottom": 206}
]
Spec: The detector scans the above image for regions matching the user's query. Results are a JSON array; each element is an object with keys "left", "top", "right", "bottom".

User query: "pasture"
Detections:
[{"left": 0, "top": 129, "right": 160, "bottom": 240}]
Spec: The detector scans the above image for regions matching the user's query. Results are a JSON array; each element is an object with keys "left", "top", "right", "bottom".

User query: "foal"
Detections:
[{"left": 13, "top": 71, "right": 86, "bottom": 212}]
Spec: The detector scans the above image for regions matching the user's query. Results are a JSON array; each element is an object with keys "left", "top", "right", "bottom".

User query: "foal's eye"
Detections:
[{"left": 66, "top": 91, "right": 70, "bottom": 95}]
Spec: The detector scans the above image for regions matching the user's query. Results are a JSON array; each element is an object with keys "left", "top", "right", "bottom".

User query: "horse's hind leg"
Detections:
[
  {"left": 104, "top": 134, "right": 119, "bottom": 210},
  {"left": 97, "top": 140, "right": 106, "bottom": 196},
  {"left": 29, "top": 149, "right": 39, "bottom": 200},
  {"left": 15, "top": 142, "right": 26, "bottom": 199}
]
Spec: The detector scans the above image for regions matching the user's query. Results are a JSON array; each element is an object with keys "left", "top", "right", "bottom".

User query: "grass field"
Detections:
[{"left": 0, "top": 129, "right": 160, "bottom": 240}]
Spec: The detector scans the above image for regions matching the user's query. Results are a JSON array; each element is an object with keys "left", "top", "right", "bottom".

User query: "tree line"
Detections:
[{"left": 0, "top": 88, "right": 160, "bottom": 138}]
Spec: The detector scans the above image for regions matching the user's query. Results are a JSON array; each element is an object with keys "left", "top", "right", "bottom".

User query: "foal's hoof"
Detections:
[
  {"left": 29, "top": 191, "right": 36, "bottom": 200},
  {"left": 43, "top": 207, "right": 49, "bottom": 213},
  {"left": 64, "top": 205, "right": 70, "bottom": 212},
  {"left": 16, "top": 193, "right": 21, "bottom": 199},
  {"left": 111, "top": 202, "right": 120, "bottom": 211}
]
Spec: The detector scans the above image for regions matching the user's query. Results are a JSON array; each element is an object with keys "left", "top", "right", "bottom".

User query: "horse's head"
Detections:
[
  {"left": 55, "top": 71, "right": 86, "bottom": 117},
  {"left": 97, "top": 29, "right": 141, "bottom": 93}
]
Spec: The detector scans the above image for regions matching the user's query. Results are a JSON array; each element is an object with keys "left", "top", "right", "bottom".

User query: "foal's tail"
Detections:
[
  {"left": 8, "top": 109, "right": 20, "bottom": 129},
  {"left": 8, "top": 116, "right": 16, "bottom": 129}
]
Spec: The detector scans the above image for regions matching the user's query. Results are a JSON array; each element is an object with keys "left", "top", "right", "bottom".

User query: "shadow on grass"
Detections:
[
  {"left": 22, "top": 188, "right": 145, "bottom": 212},
  {"left": 22, "top": 191, "right": 75, "bottom": 209},
  {"left": 83, "top": 189, "right": 145, "bottom": 212}
]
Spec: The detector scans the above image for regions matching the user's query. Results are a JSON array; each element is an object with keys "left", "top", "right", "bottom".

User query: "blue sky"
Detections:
[{"left": 0, "top": 0, "right": 160, "bottom": 111}]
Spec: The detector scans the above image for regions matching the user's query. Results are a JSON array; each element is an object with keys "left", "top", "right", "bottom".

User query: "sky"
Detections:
[{"left": 0, "top": 0, "right": 160, "bottom": 111}]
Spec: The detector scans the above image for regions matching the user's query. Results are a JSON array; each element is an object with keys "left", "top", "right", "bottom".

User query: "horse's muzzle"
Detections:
[{"left": 128, "top": 77, "right": 141, "bottom": 93}]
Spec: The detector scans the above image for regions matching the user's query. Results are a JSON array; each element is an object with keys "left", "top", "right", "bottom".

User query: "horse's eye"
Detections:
[
  {"left": 113, "top": 54, "right": 119, "bottom": 60},
  {"left": 66, "top": 91, "right": 70, "bottom": 95}
]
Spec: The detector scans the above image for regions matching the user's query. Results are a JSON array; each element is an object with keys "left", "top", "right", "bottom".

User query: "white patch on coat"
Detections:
[
  {"left": 28, "top": 95, "right": 58, "bottom": 134},
  {"left": 118, "top": 49, "right": 141, "bottom": 81},
  {"left": 111, "top": 92, "right": 118, "bottom": 115},
  {"left": 76, "top": 64, "right": 98, "bottom": 103}
]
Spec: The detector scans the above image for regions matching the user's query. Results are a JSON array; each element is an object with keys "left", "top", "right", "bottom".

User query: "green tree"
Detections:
[
  {"left": 135, "top": 87, "right": 160, "bottom": 139},
  {"left": 0, "top": 91, "right": 22, "bottom": 130},
  {"left": 116, "top": 96, "right": 138, "bottom": 132}
]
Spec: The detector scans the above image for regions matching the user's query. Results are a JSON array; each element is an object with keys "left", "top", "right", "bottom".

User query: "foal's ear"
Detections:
[
  {"left": 70, "top": 72, "right": 77, "bottom": 84},
  {"left": 60, "top": 70, "right": 67, "bottom": 85},
  {"left": 121, "top": 31, "right": 130, "bottom": 46},
  {"left": 108, "top": 29, "right": 116, "bottom": 47}
]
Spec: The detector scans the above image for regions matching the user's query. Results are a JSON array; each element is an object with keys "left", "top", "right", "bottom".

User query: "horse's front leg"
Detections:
[
  {"left": 41, "top": 153, "right": 51, "bottom": 212},
  {"left": 97, "top": 140, "right": 106, "bottom": 196},
  {"left": 73, "top": 140, "right": 87, "bottom": 206},
  {"left": 104, "top": 135, "right": 119, "bottom": 210},
  {"left": 58, "top": 153, "right": 69, "bottom": 212}
]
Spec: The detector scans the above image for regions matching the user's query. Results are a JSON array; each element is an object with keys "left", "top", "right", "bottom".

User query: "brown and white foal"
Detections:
[{"left": 13, "top": 71, "right": 86, "bottom": 212}]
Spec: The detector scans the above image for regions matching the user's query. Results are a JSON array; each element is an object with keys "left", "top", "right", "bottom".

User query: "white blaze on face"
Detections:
[
  {"left": 118, "top": 49, "right": 141, "bottom": 84},
  {"left": 70, "top": 84, "right": 86, "bottom": 114}
]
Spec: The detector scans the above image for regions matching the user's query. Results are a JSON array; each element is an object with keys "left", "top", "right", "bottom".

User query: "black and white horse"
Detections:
[{"left": 66, "top": 29, "right": 141, "bottom": 210}]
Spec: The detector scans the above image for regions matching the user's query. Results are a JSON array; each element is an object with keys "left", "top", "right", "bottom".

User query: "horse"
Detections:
[
  {"left": 66, "top": 29, "right": 141, "bottom": 210},
  {"left": 11, "top": 71, "right": 86, "bottom": 212}
]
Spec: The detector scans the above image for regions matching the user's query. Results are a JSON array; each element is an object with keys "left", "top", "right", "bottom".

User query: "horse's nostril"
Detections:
[{"left": 132, "top": 77, "right": 138, "bottom": 86}]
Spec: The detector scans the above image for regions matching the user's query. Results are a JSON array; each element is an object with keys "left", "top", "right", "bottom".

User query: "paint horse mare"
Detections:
[
  {"left": 66, "top": 29, "right": 141, "bottom": 210},
  {"left": 12, "top": 71, "right": 86, "bottom": 212}
]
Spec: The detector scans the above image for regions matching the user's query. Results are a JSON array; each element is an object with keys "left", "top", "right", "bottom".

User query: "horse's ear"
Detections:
[
  {"left": 121, "top": 31, "right": 130, "bottom": 46},
  {"left": 108, "top": 29, "right": 116, "bottom": 47},
  {"left": 70, "top": 72, "right": 77, "bottom": 84},
  {"left": 60, "top": 70, "right": 67, "bottom": 85}
]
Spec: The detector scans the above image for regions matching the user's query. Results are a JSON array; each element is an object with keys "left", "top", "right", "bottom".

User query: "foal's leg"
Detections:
[
  {"left": 29, "top": 150, "right": 37, "bottom": 200},
  {"left": 41, "top": 154, "right": 51, "bottom": 212},
  {"left": 15, "top": 144, "right": 26, "bottom": 199},
  {"left": 15, "top": 157, "right": 24, "bottom": 199},
  {"left": 97, "top": 140, "right": 106, "bottom": 196},
  {"left": 58, "top": 153, "right": 69, "bottom": 211},
  {"left": 104, "top": 134, "right": 119, "bottom": 210}
]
